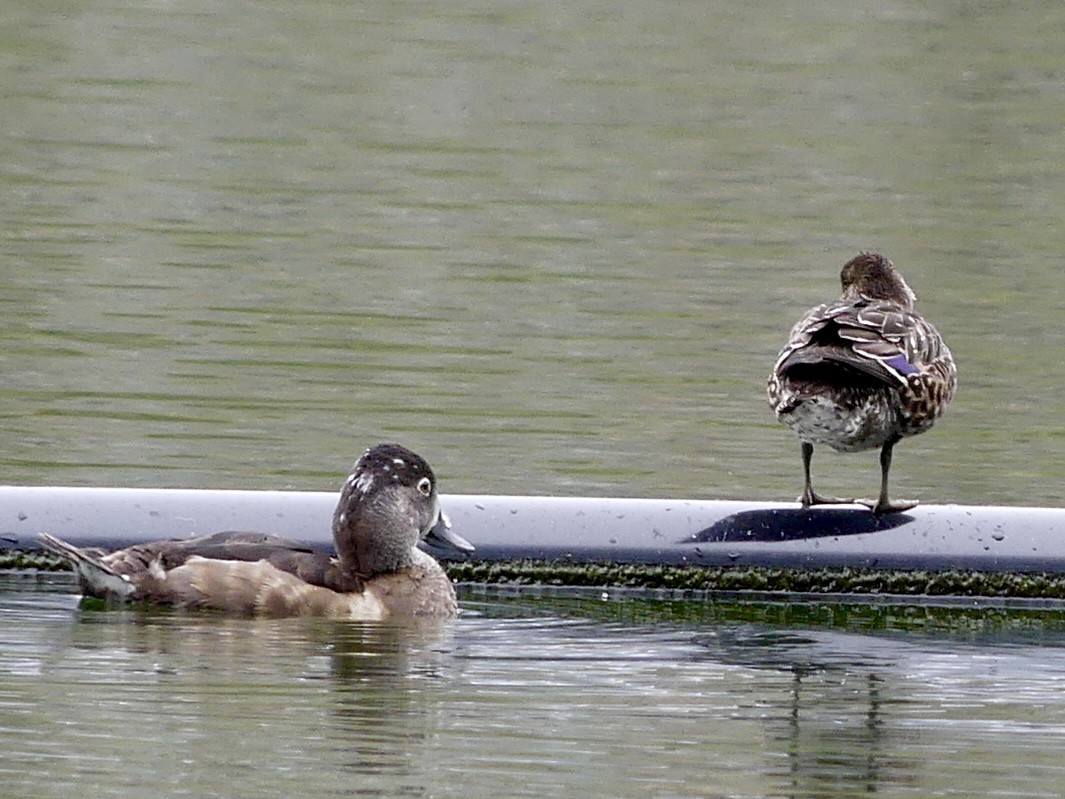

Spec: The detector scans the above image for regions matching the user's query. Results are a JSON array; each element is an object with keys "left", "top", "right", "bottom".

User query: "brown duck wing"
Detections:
[
  {"left": 846, "top": 302, "right": 954, "bottom": 384},
  {"left": 102, "top": 531, "right": 310, "bottom": 572},
  {"left": 777, "top": 299, "right": 933, "bottom": 388},
  {"left": 260, "top": 549, "right": 362, "bottom": 592},
  {"left": 105, "top": 532, "right": 362, "bottom": 593},
  {"left": 161, "top": 531, "right": 315, "bottom": 563}
]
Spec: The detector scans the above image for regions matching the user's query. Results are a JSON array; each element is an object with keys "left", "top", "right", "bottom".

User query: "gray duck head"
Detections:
[{"left": 332, "top": 443, "right": 473, "bottom": 578}]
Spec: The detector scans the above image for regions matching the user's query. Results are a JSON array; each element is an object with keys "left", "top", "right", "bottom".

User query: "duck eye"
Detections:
[{"left": 416, "top": 477, "right": 432, "bottom": 496}]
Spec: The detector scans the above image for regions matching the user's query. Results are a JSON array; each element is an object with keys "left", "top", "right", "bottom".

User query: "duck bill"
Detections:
[{"left": 426, "top": 506, "right": 475, "bottom": 553}]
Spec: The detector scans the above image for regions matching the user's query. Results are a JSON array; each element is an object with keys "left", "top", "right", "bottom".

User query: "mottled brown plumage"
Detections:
[
  {"left": 39, "top": 444, "right": 474, "bottom": 619},
  {"left": 767, "top": 253, "right": 957, "bottom": 514}
]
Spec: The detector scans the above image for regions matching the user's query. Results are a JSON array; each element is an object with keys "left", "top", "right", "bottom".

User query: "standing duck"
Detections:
[
  {"left": 39, "top": 443, "right": 474, "bottom": 618},
  {"left": 767, "top": 253, "right": 957, "bottom": 514}
]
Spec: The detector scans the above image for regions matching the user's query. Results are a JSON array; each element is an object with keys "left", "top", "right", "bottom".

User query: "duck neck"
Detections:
[{"left": 334, "top": 515, "right": 414, "bottom": 579}]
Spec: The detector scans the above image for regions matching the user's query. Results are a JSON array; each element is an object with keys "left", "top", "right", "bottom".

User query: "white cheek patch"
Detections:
[{"left": 353, "top": 472, "right": 375, "bottom": 495}]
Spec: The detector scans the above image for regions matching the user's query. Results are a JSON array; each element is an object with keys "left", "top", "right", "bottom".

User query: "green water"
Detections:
[
  {"left": 6, "top": 575, "right": 1065, "bottom": 799},
  {"left": 1, "top": 0, "right": 1062, "bottom": 506}
]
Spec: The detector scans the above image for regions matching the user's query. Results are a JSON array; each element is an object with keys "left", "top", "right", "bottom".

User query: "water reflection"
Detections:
[
  {"left": 5, "top": 578, "right": 1065, "bottom": 797},
  {"left": 770, "top": 672, "right": 897, "bottom": 797},
  {"left": 317, "top": 620, "right": 456, "bottom": 795},
  {"left": 0, "top": 578, "right": 455, "bottom": 799},
  {"left": 688, "top": 625, "right": 905, "bottom": 795}
]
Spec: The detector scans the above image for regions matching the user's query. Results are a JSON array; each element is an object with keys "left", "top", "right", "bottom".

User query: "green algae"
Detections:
[
  {"left": 0, "top": 550, "right": 71, "bottom": 571},
  {"left": 445, "top": 560, "right": 1065, "bottom": 599},
  {"left": 10, "top": 548, "right": 1065, "bottom": 599}
]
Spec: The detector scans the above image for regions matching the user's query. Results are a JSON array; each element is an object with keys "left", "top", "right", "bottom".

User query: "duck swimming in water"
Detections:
[
  {"left": 767, "top": 253, "right": 957, "bottom": 514},
  {"left": 39, "top": 443, "right": 474, "bottom": 618}
]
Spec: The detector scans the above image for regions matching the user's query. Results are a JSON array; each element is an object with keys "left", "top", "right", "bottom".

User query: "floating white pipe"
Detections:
[{"left": 3, "top": 486, "right": 1065, "bottom": 573}]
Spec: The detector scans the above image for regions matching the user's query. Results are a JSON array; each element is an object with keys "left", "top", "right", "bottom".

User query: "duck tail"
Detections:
[{"left": 38, "top": 532, "right": 135, "bottom": 600}]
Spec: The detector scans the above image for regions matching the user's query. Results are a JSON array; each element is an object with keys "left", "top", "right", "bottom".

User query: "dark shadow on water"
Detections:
[{"left": 687, "top": 507, "right": 914, "bottom": 544}]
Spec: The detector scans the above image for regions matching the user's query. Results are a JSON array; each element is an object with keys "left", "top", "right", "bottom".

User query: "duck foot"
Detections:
[
  {"left": 855, "top": 497, "right": 919, "bottom": 515},
  {"left": 799, "top": 489, "right": 857, "bottom": 507}
]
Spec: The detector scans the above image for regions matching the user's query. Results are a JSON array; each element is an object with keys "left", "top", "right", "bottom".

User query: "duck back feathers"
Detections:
[{"left": 769, "top": 253, "right": 956, "bottom": 447}]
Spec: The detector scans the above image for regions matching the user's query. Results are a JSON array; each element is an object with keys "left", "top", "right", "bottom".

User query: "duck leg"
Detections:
[
  {"left": 856, "top": 437, "right": 918, "bottom": 515},
  {"left": 798, "top": 442, "right": 856, "bottom": 507}
]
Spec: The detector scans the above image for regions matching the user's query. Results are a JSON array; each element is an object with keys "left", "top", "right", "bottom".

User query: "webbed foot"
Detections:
[
  {"left": 799, "top": 488, "right": 858, "bottom": 507},
  {"left": 856, "top": 497, "right": 919, "bottom": 515}
]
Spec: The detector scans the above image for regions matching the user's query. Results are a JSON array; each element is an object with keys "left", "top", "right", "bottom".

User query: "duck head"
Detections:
[
  {"left": 332, "top": 443, "right": 473, "bottom": 578},
  {"left": 840, "top": 252, "right": 917, "bottom": 308}
]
